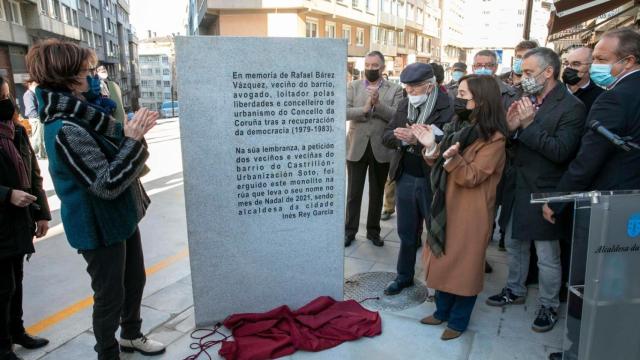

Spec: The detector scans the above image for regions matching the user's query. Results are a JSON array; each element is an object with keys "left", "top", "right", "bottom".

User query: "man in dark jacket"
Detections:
[
  {"left": 562, "top": 47, "right": 604, "bottom": 113},
  {"left": 545, "top": 28, "right": 640, "bottom": 360},
  {"left": 0, "top": 77, "right": 51, "bottom": 360},
  {"left": 485, "top": 48, "right": 586, "bottom": 333},
  {"left": 381, "top": 63, "right": 453, "bottom": 295}
]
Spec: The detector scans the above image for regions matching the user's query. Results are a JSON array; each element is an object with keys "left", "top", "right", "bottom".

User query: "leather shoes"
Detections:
[
  {"left": 548, "top": 353, "right": 562, "bottom": 360},
  {"left": 420, "top": 315, "right": 443, "bottom": 325},
  {"left": 380, "top": 211, "right": 393, "bottom": 221},
  {"left": 12, "top": 332, "right": 49, "bottom": 349},
  {"left": 367, "top": 233, "right": 384, "bottom": 247},
  {"left": 384, "top": 280, "right": 414, "bottom": 295},
  {"left": 0, "top": 351, "right": 23, "bottom": 360},
  {"left": 344, "top": 235, "right": 354, "bottom": 247},
  {"left": 441, "top": 328, "right": 462, "bottom": 340}
]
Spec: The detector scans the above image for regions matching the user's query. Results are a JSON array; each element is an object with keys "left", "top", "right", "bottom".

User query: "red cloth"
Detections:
[{"left": 218, "top": 296, "right": 382, "bottom": 360}]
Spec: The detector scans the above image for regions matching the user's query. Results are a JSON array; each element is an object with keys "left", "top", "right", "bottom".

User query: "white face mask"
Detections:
[{"left": 408, "top": 94, "right": 428, "bottom": 107}]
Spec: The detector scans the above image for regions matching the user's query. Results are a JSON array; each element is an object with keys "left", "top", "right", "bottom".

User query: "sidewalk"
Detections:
[{"left": 18, "top": 192, "right": 565, "bottom": 360}]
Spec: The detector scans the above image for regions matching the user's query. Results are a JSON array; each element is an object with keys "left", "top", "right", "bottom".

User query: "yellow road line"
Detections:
[{"left": 26, "top": 248, "right": 189, "bottom": 335}]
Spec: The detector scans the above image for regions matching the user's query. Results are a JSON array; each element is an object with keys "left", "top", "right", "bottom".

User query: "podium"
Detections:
[{"left": 531, "top": 190, "right": 640, "bottom": 360}]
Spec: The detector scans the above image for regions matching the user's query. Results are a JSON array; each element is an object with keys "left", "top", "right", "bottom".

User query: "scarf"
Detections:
[
  {"left": 0, "top": 120, "right": 31, "bottom": 189},
  {"left": 426, "top": 120, "right": 480, "bottom": 257},
  {"left": 36, "top": 88, "right": 123, "bottom": 142},
  {"left": 407, "top": 87, "right": 439, "bottom": 124}
]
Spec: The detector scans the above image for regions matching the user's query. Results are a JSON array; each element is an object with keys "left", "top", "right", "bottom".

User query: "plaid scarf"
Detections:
[
  {"left": 426, "top": 120, "right": 479, "bottom": 257},
  {"left": 0, "top": 120, "right": 31, "bottom": 189},
  {"left": 407, "top": 87, "right": 439, "bottom": 124}
]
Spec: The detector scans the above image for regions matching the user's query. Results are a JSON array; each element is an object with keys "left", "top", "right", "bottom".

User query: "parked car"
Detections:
[{"left": 161, "top": 101, "right": 179, "bottom": 118}]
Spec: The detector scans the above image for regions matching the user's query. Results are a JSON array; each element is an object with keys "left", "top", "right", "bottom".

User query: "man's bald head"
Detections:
[{"left": 567, "top": 47, "right": 593, "bottom": 64}]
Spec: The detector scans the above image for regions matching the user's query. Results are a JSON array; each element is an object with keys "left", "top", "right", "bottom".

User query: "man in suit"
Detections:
[
  {"left": 382, "top": 63, "right": 453, "bottom": 295},
  {"left": 545, "top": 27, "right": 640, "bottom": 360},
  {"left": 345, "top": 51, "right": 403, "bottom": 247},
  {"left": 562, "top": 47, "right": 604, "bottom": 113},
  {"left": 486, "top": 47, "right": 586, "bottom": 333}
]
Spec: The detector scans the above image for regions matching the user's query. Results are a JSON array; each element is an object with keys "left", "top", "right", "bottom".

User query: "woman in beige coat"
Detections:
[{"left": 412, "top": 75, "right": 507, "bottom": 341}]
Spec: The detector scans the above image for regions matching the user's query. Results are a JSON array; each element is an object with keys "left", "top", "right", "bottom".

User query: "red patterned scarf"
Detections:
[{"left": 0, "top": 120, "right": 31, "bottom": 189}]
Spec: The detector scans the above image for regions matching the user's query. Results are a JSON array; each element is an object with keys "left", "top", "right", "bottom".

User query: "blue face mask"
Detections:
[
  {"left": 451, "top": 71, "right": 464, "bottom": 82},
  {"left": 474, "top": 67, "right": 493, "bottom": 76},
  {"left": 513, "top": 58, "right": 523, "bottom": 75},
  {"left": 590, "top": 57, "right": 629, "bottom": 88},
  {"left": 83, "top": 75, "right": 101, "bottom": 101}
]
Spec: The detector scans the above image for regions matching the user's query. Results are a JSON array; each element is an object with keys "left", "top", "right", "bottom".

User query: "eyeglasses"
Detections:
[
  {"left": 473, "top": 63, "right": 496, "bottom": 68},
  {"left": 562, "top": 61, "right": 591, "bottom": 68}
]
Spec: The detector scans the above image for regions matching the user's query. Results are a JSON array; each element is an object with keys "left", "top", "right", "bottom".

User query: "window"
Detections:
[
  {"left": 84, "top": 0, "right": 90, "bottom": 16},
  {"left": 156, "top": 80, "right": 162, "bottom": 86},
  {"left": 305, "top": 18, "right": 318, "bottom": 38},
  {"left": 356, "top": 28, "right": 364, "bottom": 47},
  {"left": 164, "top": 92, "right": 171, "bottom": 99},
  {"left": 352, "top": 0, "right": 359, "bottom": 8},
  {"left": 6, "top": 0, "right": 23, "bottom": 25},
  {"left": 397, "top": 30, "right": 405, "bottom": 46},
  {"left": 366, "top": 0, "right": 373, "bottom": 11},
  {"left": 52, "top": 0, "right": 61, "bottom": 19},
  {"left": 71, "top": 9, "right": 77, "bottom": 26},
  {"left": 325, "top": 21, "right": 336, "bottom": 38},
  {"left": 91, "top": 5, "right": 99, "bottom": 19},
  {"left": 163, "top": 69, "right": 170, "bottom": 75},
  {"left": 162, "top": 56, "right": 169, "bottom": 65},
  {"left": 387, "top": 29, "right": 395, "bottom": 46},
  {"left": 342, "top": 25, "right": 351, "bottom": 45},
  {"left": 95, "top": 34, "right": 102, "bottom": 47},
  {"left": 62, "top": 5, "right": 71, "bottom": 24},
  {"left": 0, "top": 2, "right": 5, "bottom": 21}
]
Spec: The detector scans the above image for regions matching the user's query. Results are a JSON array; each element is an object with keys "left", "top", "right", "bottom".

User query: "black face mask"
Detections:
[
  {"left": 454, "top": 97, "right": 472, "bottom": 120},
  {"left": 0, "top": 98, "right": 16, "bottom": 121},
  {"left": 562, "top": 67, "right": 582, "bottom": 86},
  {"left": 365, "top": 69, "right": 381, "bottom": 82}
]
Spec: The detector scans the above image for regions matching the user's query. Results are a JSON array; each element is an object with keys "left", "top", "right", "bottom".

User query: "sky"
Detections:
[{"left": 129, "top": 0, "right": 189, "bottom": 38}]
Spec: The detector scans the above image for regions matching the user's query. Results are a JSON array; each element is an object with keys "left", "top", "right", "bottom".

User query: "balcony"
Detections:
[
  {"left": 0, "top": 21, "right": 30, "bottom": 46},
  {"left": 405, "top": 19, "right": 422, "bottom": 31},
  {"left": 25, "top": 13, "right": 80, "bottom": 40},
  {"left": 379, "top": 12, "right": 405, "bottom": 29},
  {"left": 370, "top": 42, "right": 397, "bottom": 57}
]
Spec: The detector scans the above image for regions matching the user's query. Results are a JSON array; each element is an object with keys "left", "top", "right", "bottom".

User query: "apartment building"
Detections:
[{"left": 138, "top": 36, "right": 174, "bottom": 112}]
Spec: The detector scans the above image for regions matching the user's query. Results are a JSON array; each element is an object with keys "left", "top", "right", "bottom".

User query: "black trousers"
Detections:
[
  {"left": 81, "top": 228, "right": 146, "bottom": 360},
  {"left": 345, "top": 142, "right": 390, "bottom": 239},
  {"left": 0, "top": 256, "right": 26, "bottom": 352},
  {"left": 395, "top": 173, "right": 431, "bottom": 283}
]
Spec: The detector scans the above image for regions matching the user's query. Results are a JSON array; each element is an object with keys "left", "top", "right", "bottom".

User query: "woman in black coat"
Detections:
[{"left": 0, "top": 77, "right": 51, "bottom": 360}]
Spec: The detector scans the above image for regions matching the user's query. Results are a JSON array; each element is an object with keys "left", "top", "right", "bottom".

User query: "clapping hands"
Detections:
[{"left": 507, "top": 97, "right": 536, "bottom": 131}]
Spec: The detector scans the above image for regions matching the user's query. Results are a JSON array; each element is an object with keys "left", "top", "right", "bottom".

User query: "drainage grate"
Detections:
[{"left": 344, "top": 271, "right": 429, "bottom": 312}]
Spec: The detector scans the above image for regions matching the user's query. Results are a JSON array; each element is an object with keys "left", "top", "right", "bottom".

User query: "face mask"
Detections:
[
  {"left": 454, "top": 97, "right": 472, "bottom": 120},
  {"left": 408, "top": 94, "right": 428, "bottom": 107},
  {"left": 83, "top": 75, "right": 101, "bottom": 101},
  {"left": 562, "top": 67, "right": 582, "bottom": 86},
  {"left": 474, "top": 67, "right": 493, "bottom": 76},
  {"left": 513, "top": 58, "right": 523, "bottom": 75},
  {"left": 452, "top": 71, "right": 464, "bottom": 82},
  {"left": 521, "top": 71, "right": 546, "bottom": 95},
  {"left": 365, "top": 69, "right": 381, "bottom": 82},
  {"left": 0, "top": 98, "right": 15, "bottom": 120}
]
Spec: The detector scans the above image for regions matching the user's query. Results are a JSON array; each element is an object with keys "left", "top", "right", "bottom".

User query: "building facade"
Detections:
[
  {"left": 187, "top": 0, "right": 444, "bottom": 77},
  {"left": 1, "top": 0, "right": 139, "bottom": 113},
  {"left": 138, "top": 36, "right": 175, "bottom": 113}
]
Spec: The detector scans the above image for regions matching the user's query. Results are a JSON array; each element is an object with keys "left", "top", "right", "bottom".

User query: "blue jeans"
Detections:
[
  {"left": 394, "top": 173, "right": 431, "bottom": 284},
  {"left": 434, "top": 291, "right": 477, "bottom": 332}
]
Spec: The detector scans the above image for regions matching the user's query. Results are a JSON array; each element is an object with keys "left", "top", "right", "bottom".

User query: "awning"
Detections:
[{"left": 548, "top": 0, "right": 635, "bottom": 35}]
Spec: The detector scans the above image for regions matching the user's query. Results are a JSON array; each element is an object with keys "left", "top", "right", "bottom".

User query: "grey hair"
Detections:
[
  {"left": 603, "top": 28, "right": 640, "bottom": 64},
  {"left": 523, "top": 47, "right": 561, "bottom": 79}
]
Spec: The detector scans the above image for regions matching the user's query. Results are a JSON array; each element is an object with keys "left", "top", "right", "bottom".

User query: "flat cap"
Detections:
[
  {"left": 452, "top": 62, "right": 467, "bottom": 72},
  {"left": 400, "top": 63, "right": 434, "bottom": 84}
]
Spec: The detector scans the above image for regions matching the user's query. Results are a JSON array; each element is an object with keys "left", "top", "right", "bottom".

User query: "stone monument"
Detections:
[{"left": 175, "top": 36, "right": 346, "bottom": 325}]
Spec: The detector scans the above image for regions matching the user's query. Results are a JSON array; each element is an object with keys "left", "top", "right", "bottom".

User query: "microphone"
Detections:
[{"left": 588, "top": 120, "right": 633, "bottom": 152}]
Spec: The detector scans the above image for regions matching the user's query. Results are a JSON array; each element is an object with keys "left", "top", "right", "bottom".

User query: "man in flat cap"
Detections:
[
  {"left": 382, "top": 63, "right": 454, "bottom": 295},
  {"left": 345, "top": 51, "right": 403, "bottom": 247}
]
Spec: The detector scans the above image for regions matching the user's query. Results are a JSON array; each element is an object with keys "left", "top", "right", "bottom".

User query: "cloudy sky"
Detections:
[{"left": 130, "top": 0, "right": 189, "bottom": 38}]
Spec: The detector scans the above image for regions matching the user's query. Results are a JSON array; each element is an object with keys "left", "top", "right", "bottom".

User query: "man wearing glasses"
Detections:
[
  {"left": 382, "top": 63, "right": 453, "bottom": 295},
  {"left": 562, "top": 47, "right": 604, "bottom": 113},
  {"left": 472, "top": 50, "right": 520, "bottom": 110}
]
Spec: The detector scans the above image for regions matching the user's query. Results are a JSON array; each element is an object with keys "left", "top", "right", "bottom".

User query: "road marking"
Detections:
[{"left": 26, "top": 248, "right": 189, "bottom": 335}]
